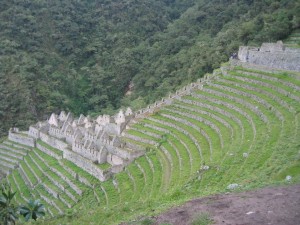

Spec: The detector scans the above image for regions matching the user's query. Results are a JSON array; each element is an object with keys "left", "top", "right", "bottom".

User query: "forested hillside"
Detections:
[{"left": 0, "top": 0, "right": 299, "bottom": 137}]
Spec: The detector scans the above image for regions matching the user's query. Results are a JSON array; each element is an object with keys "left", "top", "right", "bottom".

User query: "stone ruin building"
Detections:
[
  {"left": 238, "top": 41, "right": 300, "bottom": 72},
  {"left": 9, "top": 108, "right": 144, "bottom": 181}
]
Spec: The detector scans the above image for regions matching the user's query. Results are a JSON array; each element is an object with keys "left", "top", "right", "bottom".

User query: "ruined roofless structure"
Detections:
[
  {"left": 238, "top": 41, "right": 300, "bottom": 72},
  {"left": 9, "top": 108, "right": 144, "bottom": 181}
]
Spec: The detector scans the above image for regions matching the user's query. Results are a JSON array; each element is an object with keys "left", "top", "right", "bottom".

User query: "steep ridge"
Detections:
[{"left": 0, "top": 41, "right": 299, "bottom": 224}]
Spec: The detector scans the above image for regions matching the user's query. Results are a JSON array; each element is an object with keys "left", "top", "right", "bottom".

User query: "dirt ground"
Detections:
[{"left": 154, "top": 184, "right": 300, "bottom": 225}]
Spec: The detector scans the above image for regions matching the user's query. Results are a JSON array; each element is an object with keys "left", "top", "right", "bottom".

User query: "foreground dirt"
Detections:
[{"left": 154, "top": 184, "right": 300, "bottom": 225}]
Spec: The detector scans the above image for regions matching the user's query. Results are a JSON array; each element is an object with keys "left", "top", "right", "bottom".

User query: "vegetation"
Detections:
[
  {"left": 19, "top": 199, "right": 45, "bottom": 222},
  {"left": 191, "top": 213, "right": 213, "bottom": 225},
  {"left": 0, "top": 184, "right": 45, "bottom": 224},
  {"left": 1, "top": 63, "right": 293, "bottom": 225},
  {"left": 0, "top": 1, "right": 300, "bottom": 225},
  {"left": 1, "top": 0, "right": 300, "bottom": 137}
]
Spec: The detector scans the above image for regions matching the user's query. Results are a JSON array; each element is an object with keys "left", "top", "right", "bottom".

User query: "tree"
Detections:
[
  {"left": 0, "top": 184, "right": 18, "bottom": 225},
  {"left": 0, "top": 184, "right": 46, "bottom": 224}
]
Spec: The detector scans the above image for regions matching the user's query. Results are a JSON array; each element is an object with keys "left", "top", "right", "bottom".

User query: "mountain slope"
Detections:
[{"left": 1, "top": 0, "right": 299, "bottom": 137}]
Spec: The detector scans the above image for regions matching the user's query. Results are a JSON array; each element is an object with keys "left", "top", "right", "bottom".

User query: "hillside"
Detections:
[
  {"left": 1, "top": 0, "right": 300, "bottom": 137},
  {"left": 0, "top": 39, "right": 300, "bottom": 224}
]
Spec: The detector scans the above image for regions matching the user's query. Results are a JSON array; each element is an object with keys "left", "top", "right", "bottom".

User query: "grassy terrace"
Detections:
[
  {"left": 36, "top": 140, "right": 63, "bottom": 156},
  {"left": 0, "top": 62, "right": 299, "bottom": 224}
]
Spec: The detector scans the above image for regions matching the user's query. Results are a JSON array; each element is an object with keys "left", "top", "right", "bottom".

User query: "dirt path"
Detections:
[{"left": 154, "top": 184, "right": 300, "bottom": 225}]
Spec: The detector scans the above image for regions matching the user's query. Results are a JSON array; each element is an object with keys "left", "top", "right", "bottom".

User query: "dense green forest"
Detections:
[{"left": 0, "top": 0, "right": 299, "bottom": 137}]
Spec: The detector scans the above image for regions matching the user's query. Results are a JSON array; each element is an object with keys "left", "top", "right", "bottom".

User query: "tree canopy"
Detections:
[{"left": 0, "top": 0, "right": 299, "bottom": 137}]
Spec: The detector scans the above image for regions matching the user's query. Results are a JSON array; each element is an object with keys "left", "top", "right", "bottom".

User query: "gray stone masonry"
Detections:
[
  {"left": 238, "top": 41, "right": 300, "bottom": 72},
  {"left": 11, "top": 107, "right": 144, "bottom": 181},
  {"left": 0, "top": 149, "right": 24, "bottom": 160},
  {"left": 8, "top": 130, "right": 35, "bottom": 147}
]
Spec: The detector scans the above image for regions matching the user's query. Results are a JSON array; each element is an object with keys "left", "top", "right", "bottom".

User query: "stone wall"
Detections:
[
  {"left": 8, "top": 130, "right": 35, "bottom": 147},
  {"left": 63, "top": 149, "right": 111, "bottom": 182},
  {"left": 133, "top": 73, "right": 218, "bottom": 122},
  {"left": 39, "top": 132, "right": 68, "bottom": 153},
  {"left": 238, "top": 42, "right": 300, "bottom": 72},
  {"left": 106, "top": 145, "right": 144, "bottom": 161},
  {"left": 36, "top": 143, "right": 63, "bottom": 160},
  {"left": 28, "top": 126, "right": 40, "bottom": 139}
]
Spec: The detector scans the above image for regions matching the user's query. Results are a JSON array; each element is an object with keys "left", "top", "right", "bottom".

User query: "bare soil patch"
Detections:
[{"left": 154, "top": 184, "right": 300, "bottom": 225}]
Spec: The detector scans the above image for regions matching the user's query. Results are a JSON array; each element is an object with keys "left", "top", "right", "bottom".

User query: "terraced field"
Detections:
[{"left": 0, "top": 63, "right": 299, "bottom": 224}]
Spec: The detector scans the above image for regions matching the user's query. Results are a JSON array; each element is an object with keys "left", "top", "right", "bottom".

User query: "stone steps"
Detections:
[
  {"left": 6, "top": 176, "right": 22, "bottom": 203},
  {"left": 58, "top": 160, "right": 93, "bottom": 188},
  {"left": 160, "top": 142, "right": 182, "bottom": 187},
  {"left": 129, "top": 163, "right": 147, "bottom": 202}
]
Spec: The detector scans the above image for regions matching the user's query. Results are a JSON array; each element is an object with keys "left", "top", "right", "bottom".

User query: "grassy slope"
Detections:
[
  {"left": 1, "top": 36, "right": 300, "bottom": 224},
  {"left": 28, "top": 65, "right": 299, "bottom": 224}
]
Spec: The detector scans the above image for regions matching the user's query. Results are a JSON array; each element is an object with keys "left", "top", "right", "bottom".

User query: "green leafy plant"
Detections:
[
  {"left": 0, "top": 184, "right": 18, "bottom": 225},
  {"left": 18, "top": 199, "right": 45, "bottom": 222}
]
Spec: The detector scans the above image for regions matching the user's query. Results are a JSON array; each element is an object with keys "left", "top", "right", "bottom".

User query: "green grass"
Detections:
[
  {"left": 191, "top": 212, "right": 213, "bottom": 225},
  {"left": 37, "top": 140, "right": 63, "bottom": 156}
]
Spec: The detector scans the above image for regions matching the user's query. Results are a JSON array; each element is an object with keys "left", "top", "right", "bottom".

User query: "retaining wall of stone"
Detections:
[
  {"left": 8, "top": 131, "right": 35, "bottom": 147},
  {"left": 64, "top": 149, "right": 111, "bottom": 182}
]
